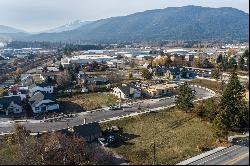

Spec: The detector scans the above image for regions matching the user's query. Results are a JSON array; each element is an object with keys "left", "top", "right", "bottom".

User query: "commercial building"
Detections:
[{"left": 61, "top": 54, "right": 115, "bottom": 67}]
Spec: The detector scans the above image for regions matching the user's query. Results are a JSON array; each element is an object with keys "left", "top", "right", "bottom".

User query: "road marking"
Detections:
[
  {"left": 222, "top": 151, "right": 249, "bottom": 165},
  {"left": 194, "top": 146, "right": 242, "bottom": 165}
]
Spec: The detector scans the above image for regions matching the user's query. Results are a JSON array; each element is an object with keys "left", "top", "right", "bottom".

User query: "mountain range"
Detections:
[
  {"left": 40, "top": 20, "right": 92, "bottom": 33},
  {"left": 0, "top": 25, "right": 28, "bottom": 40},
  {"left": 1, "top": 5, "right": 249, "bottom": 42}
]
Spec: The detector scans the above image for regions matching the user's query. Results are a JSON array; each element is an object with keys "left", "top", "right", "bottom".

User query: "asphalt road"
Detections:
[
  {"left": 0, "top": 86, "right": 214, "bottom": 133},
  {"left": 189, "top": 143, "right": 249, "bottom": 165}
]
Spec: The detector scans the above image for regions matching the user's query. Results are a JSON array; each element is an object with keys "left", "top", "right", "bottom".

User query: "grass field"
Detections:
[
  {"left": 188, "top": 79, "right": 225, "bottom": 93},
  {"left": 245, "top": 91, "right": 249, "bottom": 101},
  {"left": 0, "top": 88, "right": 6, "bottom": 97},
  {"left": 57, "top": 92, "right": 119, "bottom": 113},
  {"left": 101, "top": 109, "right": 226, "bottom": 165}
]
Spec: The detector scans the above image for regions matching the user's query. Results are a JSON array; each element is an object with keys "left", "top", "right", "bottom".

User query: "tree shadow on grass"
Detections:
[
  {"left": 59, "top": 101, "right": 85, "bottom": 114},
  {"left": 168, "top": 116, "right": 194, "bottom": 130},
  {"left": 106, "top": 130, "right": 141, "bottom": 148}
]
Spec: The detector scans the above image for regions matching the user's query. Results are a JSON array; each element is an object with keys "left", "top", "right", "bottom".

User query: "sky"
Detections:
[{"left": 0, "top": 0, "right": 249, "bottom": 33}]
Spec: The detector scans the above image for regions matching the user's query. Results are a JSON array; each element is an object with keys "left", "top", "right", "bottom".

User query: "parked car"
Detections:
[{"left": 109, "top": 105, "right": 122, "bottom": 111}]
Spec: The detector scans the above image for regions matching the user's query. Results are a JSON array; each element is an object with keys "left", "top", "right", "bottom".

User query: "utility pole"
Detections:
[{"left": 151, "top": 110, "right": 156, "bottom": 165}]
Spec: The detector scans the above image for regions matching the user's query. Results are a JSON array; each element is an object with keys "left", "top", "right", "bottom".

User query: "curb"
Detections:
[{"left": 176, "top": 146, "right": 229, "bottom": 165}]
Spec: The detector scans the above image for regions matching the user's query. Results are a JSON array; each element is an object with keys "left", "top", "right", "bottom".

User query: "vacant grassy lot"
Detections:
[
  {"left": 245, "top": 90, "right": 249, "bottom": 101},
  {"left": 0, "top": 88, "right": 6, "bottom": 97},
  {"left": 188, "top": 79, "right": 225, "bottom": 93},
  {"left": 235, "top": 70, "right": 249, "bottom": 76},
  {"left": 101, "top": 109, "right": 222, "bottom": 165},
  {"left": 58, "top": 93, "right": 119, "bottom": 113}
]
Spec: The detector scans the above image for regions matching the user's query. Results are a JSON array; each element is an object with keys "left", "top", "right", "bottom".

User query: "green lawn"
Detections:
[
  {"left": 101, "top": 109, "right": 222, "bottom": 165},
  {"left": 57, "top": 93, "right": 119, "bottom": 113}
]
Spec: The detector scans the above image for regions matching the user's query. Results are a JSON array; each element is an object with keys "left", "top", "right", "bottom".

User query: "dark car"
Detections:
[{"left": 109, "top": 105, "right": 121, "bottom": 111}]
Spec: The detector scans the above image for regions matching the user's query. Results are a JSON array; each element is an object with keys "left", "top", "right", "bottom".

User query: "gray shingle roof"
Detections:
[
  {"left": 29, "top": 92, "right": 56, "bottom": 107},
  {"left": 118, "top": 84, "right": 140, "bottom": 95},
  {"left": 20, "top": 74, "right": 32, "bottom": 81},
  {"left": 28, "top": 83, "right": 37, "bottom": 89},
  {"left": 0, "top": 96, "right": 22, "bottom": 109},
  {"left": 87, "top": 77, "right": 108, "bottom": 84},
  {"left": 28, "top": 83, "right": 53, "bottom": 89}
]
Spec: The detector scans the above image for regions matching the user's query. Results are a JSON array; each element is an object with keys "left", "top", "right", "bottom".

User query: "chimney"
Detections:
[{"left": 83, "top": 118, "right": 86, "bottom": 124}]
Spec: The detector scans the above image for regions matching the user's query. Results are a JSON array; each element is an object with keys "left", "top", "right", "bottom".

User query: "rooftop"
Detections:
[{"left": 147, "top": 83, "right": 178, "bottom": 90}]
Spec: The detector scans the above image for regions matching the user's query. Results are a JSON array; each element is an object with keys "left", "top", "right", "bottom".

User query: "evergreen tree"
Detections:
[
  {"left": 202, "top": 58, "right": 213, "bottom": 68},
  {"left": 222, "top": 56, "right": 229, "bottom": 70},
  {"left": 160, "top": 50, "right": 165, "bottom": 56},
  {"left": 242, "top": 49, "right": 249, "bottom": 58},
  {"left": 59, "top": 63, "right": 64, "bottom": 71},
  {"left": 175, "top": 82, "right": 195, "bottom": 112},
  {"left": 128, "top": 72, "right": 133, "bottom": 80},
  {"left": 228, "top": 57, "right": 237, "bottom": 69},
  {"left": 214, "top": 72, "right": 249, "bottom": 130},
  {"left": 216, "top": 54, "right": 223, "bottom": 64}
]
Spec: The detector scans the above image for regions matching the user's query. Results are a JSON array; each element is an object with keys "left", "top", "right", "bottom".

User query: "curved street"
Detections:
[{"left": 0, "top": 86, "right": 215, "bottom": 134}]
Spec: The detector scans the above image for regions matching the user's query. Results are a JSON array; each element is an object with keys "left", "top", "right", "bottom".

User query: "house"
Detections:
[
  {"left": 60, "top": 122, "right": 102, "bottom": 142},
  {"left": 185, "top": 54, "right": 195, "bottom": 62},
  {"left": 47, "top": 66, "right": 59, "bottom": 72},
  {"left": 170, "top": 54, "right": 185, "bottom": 63},
  {"left": 197, "top": 71, "right": 212, "bottom": 78},
  {"left": 165, "top": 67, "right": 193, "bottom": 80},
  {"left": 85, "top": 77, "right": 110, "bottom": 92},
  {"left": 143, "top": 83, "right": 178, "bottom": 98},
  {"left": 7, "top": 86, "right": 28, "bottom": 100},
  {"left": 81, "top": 87, "right": 89, "bottom": 93},
  {"left": 77, "top": 71, "right": 87, "bottom": 85},
  {"left": 0, "top": 96, "right": 23, "bottom": 115},
  {"left": 112, "top": 84, "right": 141, "bottom": 99},
  {"left": 77, "top": 74, "right": 110, "bottom": 91},
  {"left": 20, "top": 74, "right": 33, "bottom": 86},
  {"left": 153, "top": 66, "right": 166, "bottom": 76},
  {"left": 29, "top": 91, "right": 59, "bottom": 114},
  {"left": 28, "top": 83, "right": 54, "bottom": 96},
  {"left": 40, "top": 72, "right": 62, "bottom": 82},
  {"left": 165, "top": 67, "right": 181, "bottom": 80}
]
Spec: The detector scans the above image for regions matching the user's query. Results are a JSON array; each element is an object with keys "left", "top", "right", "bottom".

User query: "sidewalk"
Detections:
[
  {"left": 101, "top": 145, "right": 129, "bottom": 165},
  {"left": 176, "top": 147, "right": 227, "bottom": 165}
]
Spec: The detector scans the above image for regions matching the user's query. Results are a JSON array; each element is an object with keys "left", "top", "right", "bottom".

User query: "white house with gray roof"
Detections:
[
  {"left": 28, "top": 83, "right": 54, "bottom": 96},
  {"left": 112, "top": 84, "right": 141, "bottom": 99},
  {"left": 29, "top": 92, "right": 59, "bottom": 114}
]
